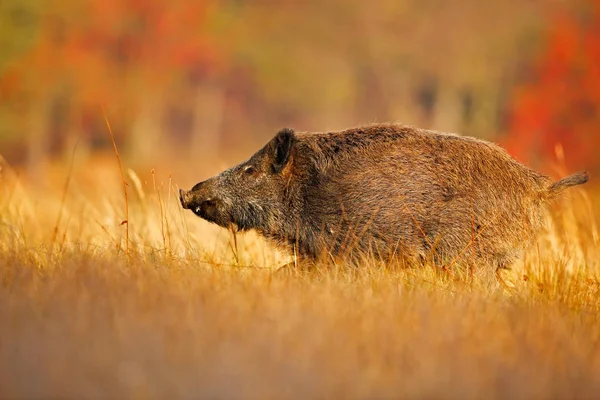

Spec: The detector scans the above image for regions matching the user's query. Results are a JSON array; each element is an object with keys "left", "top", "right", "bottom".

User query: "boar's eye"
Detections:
[{"left": 243, "top": 165, "right": 257, "bottom": 175}]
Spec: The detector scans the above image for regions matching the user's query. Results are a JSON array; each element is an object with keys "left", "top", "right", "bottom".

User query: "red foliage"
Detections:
[
  {"left": 1, "top": 1, "right": 224, "bottom": 111},
  {"left": 503, "top": 0, "right": 600, "bottom": 173}
]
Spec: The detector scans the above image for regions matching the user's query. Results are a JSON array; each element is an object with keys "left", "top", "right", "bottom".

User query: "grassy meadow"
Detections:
[{"left": 0, "top": 152, "right": 599, "bottom": 399}]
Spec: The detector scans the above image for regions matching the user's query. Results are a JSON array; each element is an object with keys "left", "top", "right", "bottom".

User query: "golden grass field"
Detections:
[{"left": 1, "top": 153, "right": 599, "bottom": 399}]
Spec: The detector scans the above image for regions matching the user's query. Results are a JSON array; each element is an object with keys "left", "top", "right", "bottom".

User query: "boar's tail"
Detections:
[{"left": 548, "top": 171, "right": 589, "bottom": 197}]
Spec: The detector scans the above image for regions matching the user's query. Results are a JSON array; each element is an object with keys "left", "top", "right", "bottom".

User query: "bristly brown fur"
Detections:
[{"left": 180, "top": 123, "right": 589, "bottom": 271}]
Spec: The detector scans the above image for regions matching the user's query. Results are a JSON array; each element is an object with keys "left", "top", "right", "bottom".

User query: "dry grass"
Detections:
[{"left": 0, "top": 155, "right": 599, "bottom": 399}]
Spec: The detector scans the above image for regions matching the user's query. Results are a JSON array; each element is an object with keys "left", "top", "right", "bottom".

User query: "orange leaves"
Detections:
[
  {"left": 504, "top": 0, "right": 600, "bottom": 173},
  {"left": 80, "top": 0, "right": 222, "bottom": 74},
  {"left": 4, "top": 0, "right": 226, "bottom": 112}
]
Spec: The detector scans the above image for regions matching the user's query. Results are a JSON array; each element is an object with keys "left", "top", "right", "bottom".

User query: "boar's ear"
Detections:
[{"left": 271, "top": 128, "right": 295, "bottom": 173}]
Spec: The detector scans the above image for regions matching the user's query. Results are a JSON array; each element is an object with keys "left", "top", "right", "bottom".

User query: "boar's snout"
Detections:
[
  {"left": 179, "top": 182, "right": 225, "bottom": 226},
  {"left": 179, "top": 189, "right": 193, "bottom": 209}
]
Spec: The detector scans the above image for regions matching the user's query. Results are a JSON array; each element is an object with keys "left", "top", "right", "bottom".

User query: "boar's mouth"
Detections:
[
  {"left": 191, "top": 199, "right": 233, "bottom": 228},
  {"left": 180, "top": 190, "right": 234, "bottom": 229}
]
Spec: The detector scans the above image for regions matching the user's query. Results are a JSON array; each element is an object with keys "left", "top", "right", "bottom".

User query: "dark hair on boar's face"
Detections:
[
  {"left": 179, "top": 128, "right": 296, "bottom": 232},
  {"left": 180, "top": 123, "right": 589, "bottom": 273}
]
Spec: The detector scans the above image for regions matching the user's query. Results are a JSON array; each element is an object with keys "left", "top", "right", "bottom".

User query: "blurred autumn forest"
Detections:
[{"left": 0, "top": 0, "right": 598, "bottom": 179}]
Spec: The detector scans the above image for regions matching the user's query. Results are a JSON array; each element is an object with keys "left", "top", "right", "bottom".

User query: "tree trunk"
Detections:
[
  {"left": 63, "top": 106, "right": 90, "bottom": 165},
  {"left": 431, "top": 86, "right": 461, "bottom": 133},
  {"left": 27, "top": 96, "right": 51, "bottom": 185},
  {"left": 189, "top": 82, "right": 225, "bottom": 165},
  {"left": 130, "top": 92, "right": 163, "bottom": 164}
]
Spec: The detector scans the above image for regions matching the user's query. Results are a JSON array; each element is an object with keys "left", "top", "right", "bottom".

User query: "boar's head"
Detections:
[{"left": 180, "top": 128, "right": 296, "bottom": 232}]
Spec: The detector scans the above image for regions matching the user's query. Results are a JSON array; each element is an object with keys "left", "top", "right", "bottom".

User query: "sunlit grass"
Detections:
[{"left": 0, "top": 156, "right": 599, "bottom": 399}]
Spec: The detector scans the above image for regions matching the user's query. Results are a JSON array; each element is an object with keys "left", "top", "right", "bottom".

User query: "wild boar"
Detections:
[{"left": 180, "top": 124, "right": 588, "bottom": 271}]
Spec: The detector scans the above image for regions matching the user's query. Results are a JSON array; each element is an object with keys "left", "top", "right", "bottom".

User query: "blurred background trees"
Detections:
[
  {"left": 0, "top": 0, "right": 597, "bottom": 178},
  {"left": 503, "top": 0, "right": 600, "bottom": 172}
]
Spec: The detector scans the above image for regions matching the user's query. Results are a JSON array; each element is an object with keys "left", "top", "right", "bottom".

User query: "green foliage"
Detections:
[{"left": 0, "top": 0, "right": 40, "bottom": 75}]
